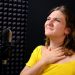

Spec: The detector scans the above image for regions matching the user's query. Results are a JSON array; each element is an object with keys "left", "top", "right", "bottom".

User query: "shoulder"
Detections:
[
  {"left": 33, "top": 45, "right": 46, "bottom": 53},
  {"left": 36, "top": 45, "right": 48, "bottom": 53},
  {"left": 35, "top": 45, "right": 47, "bottom": 50},
  {"left": 34, "top": 45, "right": 44, "bottom": 50},
  {"left": 71, "top": 54, "right": 75, "bottom": 60}
]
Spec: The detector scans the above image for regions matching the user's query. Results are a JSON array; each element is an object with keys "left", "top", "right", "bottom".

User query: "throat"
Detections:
[
  {"left": 48, "top": 45, "right": 63, "bottom": 51},
  {"left": 49, "top": 36, "right": 65, "bottom": 49},
  {"left": 48, "top": 40, "right": 64, "bottom": 50}
]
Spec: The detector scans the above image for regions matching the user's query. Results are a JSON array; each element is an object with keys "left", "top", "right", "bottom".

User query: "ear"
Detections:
[{"left": 65, "top": 27, "right": 71, "bottom": 35}]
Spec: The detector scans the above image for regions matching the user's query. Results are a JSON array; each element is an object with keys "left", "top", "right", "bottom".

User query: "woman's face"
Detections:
[{"left": 45, "top": 10, "right": 69, "bottom": 38}]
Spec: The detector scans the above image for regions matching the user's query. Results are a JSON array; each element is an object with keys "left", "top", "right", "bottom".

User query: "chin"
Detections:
[{"left": 45, "top": 32, "right": 51, "bottom": 37}]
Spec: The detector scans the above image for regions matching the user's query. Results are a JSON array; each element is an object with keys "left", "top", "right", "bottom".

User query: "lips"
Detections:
[{"left": 46, "top": 26, "right": 53, "bottom": 30}]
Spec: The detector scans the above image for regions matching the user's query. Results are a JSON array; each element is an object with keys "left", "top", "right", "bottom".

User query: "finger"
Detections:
[
  {"left": 57, "top": 55, "right": 66, "bottom": 60},
  {"left": 55, "top": 49, "right": 64, "bottom": 53},
  {"left": 53, "top": 47, "right": 64, "bottom": 51},
  {"left": 56, "top": 52, "right": 65, "bottom": 56}
]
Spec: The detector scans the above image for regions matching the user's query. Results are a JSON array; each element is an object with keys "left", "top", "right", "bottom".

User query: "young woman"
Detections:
[{"left": 20, "top": 5, "right": 75, "bottom": 75}]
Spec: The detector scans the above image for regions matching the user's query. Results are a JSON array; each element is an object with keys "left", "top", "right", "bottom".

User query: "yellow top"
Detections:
[{"left": 26, "top": 45, "right": 75, "bottom": 75}]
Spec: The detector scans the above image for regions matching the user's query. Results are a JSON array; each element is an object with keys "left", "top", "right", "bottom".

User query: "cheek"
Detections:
[
  {"left": 54, "top": 24, "right": 66, "bottom": 33},
  {"left": 55, "top": 21, "right": 65, "bottom": 29},
  {"left": 44, "top": 23, "right": 48, "bottom": 30},
  {"left": 44, "top": 21, "right": 48, "bottom": 27}
]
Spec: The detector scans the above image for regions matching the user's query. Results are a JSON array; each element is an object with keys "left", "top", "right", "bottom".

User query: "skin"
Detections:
[
  {"left": 45, "top": 10, "right": 68, "bottom": 38},
  {"left": 44, "top": 10, "right": 70, "bottom": 49},
  {"left": 20, "top": 10, "right": 75, "bottom": 75}
]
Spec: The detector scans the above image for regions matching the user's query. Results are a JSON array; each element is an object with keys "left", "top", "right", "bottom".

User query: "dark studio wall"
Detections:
[{"left": 0, "top": 0, "right": 28, "bottom": 75}]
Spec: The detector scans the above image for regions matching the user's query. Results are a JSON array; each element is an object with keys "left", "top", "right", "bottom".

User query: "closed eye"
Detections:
[{"left": 54, "top": 18, "right": 61, "bottom": 22}]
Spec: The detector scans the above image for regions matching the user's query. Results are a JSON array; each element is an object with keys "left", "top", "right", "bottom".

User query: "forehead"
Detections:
[{"left": 48, "top": 10, "right": 66, "bottom": 19}]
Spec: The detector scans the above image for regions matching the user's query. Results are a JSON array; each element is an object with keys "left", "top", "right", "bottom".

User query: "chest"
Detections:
[{"left": 55, "top": 55, "right": 75, "bottom": 64}]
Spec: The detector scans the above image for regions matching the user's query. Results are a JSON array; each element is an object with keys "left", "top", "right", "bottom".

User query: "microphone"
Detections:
[
  {"left": 0, "top": 28, "right": 12, "bottom": 60},
  {"left": 2, "top": 28, "right": 12, "bottom": 45}
]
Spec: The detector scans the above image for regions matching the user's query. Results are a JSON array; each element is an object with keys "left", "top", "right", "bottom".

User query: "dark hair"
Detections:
[{"left": 45, "top": 5, "right": 75, "bottom": 53}]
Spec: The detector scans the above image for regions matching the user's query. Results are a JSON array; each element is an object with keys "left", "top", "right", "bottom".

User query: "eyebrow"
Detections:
[{"left": 47, "top": 16, "right": 62, "bottom": 20}]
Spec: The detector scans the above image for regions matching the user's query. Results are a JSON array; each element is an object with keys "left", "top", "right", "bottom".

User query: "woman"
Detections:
[{"left": 20, "top": 5, "right": 75, "bottom": 75}]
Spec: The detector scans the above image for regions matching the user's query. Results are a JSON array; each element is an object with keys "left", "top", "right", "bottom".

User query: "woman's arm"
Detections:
[{"left": 20, "top": 60, "right": 47, "bottom": 75}]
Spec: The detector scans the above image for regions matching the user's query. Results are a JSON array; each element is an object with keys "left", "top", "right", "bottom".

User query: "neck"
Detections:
[{"left": 48, "top": 36, "right": 65, "bottom": 50}]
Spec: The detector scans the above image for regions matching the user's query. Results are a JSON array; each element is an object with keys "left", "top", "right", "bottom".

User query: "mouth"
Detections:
[{"left": 46, "top": 26, "right": 53, "bottom": 30}]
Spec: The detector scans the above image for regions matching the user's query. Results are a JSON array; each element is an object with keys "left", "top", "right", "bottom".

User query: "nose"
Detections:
[{"left": 47, "top": 19, "right": 54, "bottom": 26}]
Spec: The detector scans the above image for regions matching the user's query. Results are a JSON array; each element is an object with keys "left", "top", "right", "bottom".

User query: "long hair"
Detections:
[{"left": 45, "top": 5, "right": 75, "bottom": 55}]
